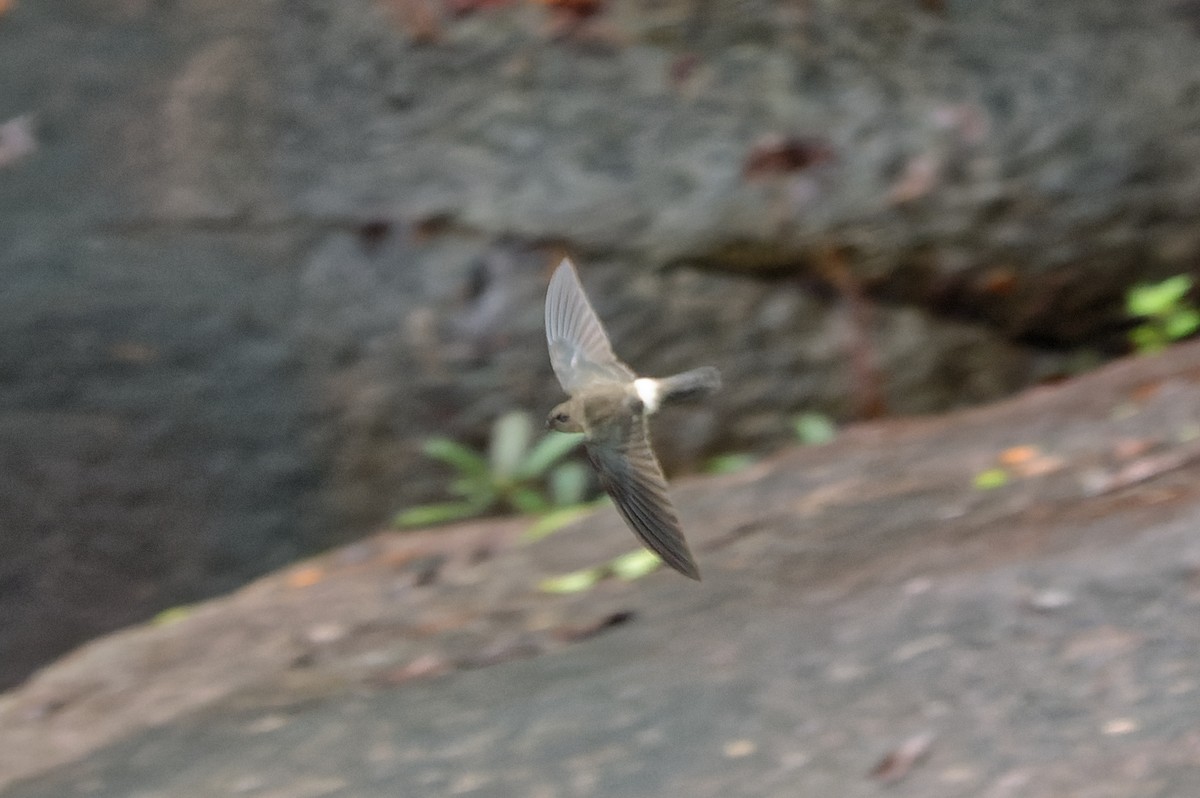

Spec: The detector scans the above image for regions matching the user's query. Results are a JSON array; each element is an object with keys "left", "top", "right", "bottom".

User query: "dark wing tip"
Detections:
[
  {"left": 660, "top": 539, "right": 701, "bottom": 580},
  {"left": 590, "top": 448, "right": 702, "bottom": 581},
  {"left": 675, "top": 557, "right": 702, "bottom": 581}
]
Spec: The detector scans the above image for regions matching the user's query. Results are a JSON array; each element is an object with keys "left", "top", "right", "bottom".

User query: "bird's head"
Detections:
[{"left": 546, "top": 401, "right": 583, "bottom": 433}]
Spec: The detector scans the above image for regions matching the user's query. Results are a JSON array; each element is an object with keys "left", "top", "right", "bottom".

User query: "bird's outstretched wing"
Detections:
[
  {"left": 545, "top": 258, "right": 636, "bottom": 394},
  {"left": 585, "top": 418, "right": 700, "bottom": 580}
]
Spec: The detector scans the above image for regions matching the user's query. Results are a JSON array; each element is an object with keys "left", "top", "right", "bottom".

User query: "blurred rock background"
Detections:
[{"left": 2, "top": 0, "right": 1199, "bottom": 688}]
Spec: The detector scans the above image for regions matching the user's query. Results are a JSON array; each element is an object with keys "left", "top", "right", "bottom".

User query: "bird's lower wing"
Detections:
[{"left": 585, "top": 423, "right": 700, "bottom": 580}]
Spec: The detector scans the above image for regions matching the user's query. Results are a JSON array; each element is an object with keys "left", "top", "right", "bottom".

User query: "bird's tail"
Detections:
[{"left": 657, "top": 366, "right": 721, "bottom": 404}]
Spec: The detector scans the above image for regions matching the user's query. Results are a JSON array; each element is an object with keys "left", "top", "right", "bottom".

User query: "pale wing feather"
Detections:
[
  {"left": 586, "top": 419, "right": 700, "bottom": 580},
  {"left": 545, "top": 259, "right": 636, "bottom": 393}
]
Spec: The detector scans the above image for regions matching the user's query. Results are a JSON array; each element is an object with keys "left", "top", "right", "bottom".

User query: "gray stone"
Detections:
[{"left": 2, "top": 0, "right": 1199, "bottom": 689}]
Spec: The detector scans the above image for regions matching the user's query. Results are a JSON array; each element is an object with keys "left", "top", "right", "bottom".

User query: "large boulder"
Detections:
[{"left": 1, "top": 0, "right": 1198, "bottom": 685}]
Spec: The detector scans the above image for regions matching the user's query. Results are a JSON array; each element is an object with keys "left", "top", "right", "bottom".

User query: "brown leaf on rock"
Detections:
[
  {"left": 669, "top": 53, "right": 701, "bottom": 89},
  {"left": 1085, "top": 440, "right": 1200, "bottom": 495},
  {"left": 534, "top": 0, "right": 604, "bottom": 18},
  {"left": 537, "top": 0, "right": 619, "bottom": 43},
  {"left": 887, "top": 153, "right": 941, "bottom": 205},
  {"left": 742, "top": 135, "right": 835, "bottom": 179},
  {"left": 1113, "top": 438, "right": 1154, "bottom": 460},
  {"left": 444, "top": 0, "right": 517, "bottom": 16},
  {"left": 552, "top": 610, "right": 636, "bottom": 642},
  {"left": 1129, "top": 379, "right": 1164, "bottom": 404},
  {"left": 977, "top": 267, "right": 1018, "bottom": 297},
  {"left": 870, "top": 731, "right": 935, "bottom": 783},
  {"left": 411, "top": 212, "right": 455, "bottom": 242},
  {"left": 386, "top": 0, "right": 442, "bottom": 43},
  {"left": 357, "top": 220, "right": 391, "bottom": 253},
  {"left": 287, "top": 565, "right": 325, "bottom": 589},
  {"left": 371, "top": 653, "right": 452, "bottom": 686},
  {"left": 999, "top": 445, "right": 1039, "bottom": 467}
]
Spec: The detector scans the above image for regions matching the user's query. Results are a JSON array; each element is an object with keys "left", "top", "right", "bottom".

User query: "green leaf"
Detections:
[
  {"left": 1130, "top": 324, "right": 1165, "bottom": 354},
  {"left": 705, "top": 453, "right": 756, "bottom": 475},
  {"left": 1126, "top": 285, "right": 1157, "bottom": 317},
  {"left": 448, "top": 476, "right": 496, "bottom": 506},
  {"left": 153, "top": 606, "right": 193, "bottom": 626},
  {"left": 609, "top": 548, "right": 662, "bottom": 580},
  {"left": 522, "top": 504, "right": 597, "bottom": 542},
  {"left": 422, "top": 438, "right": 489, "bottom": 478},
  {"left": 1165, "top": 308, "right": 1200, "bottom": 340},
  {"left": 507, "top": 486, "right": 550, "bottom": 515},
  {"left": 490, "top": 412, "right": 533, "bottom": 479},
  {"left": 794, "top": 412, "right": 837, "bottom": 445},
  {"left": 393, "top": 501, "right": 483, "bottom": 528},
  {"left": 539, "top": 567, "right": 603, "bottom": 594},
  {"left": 973, "top": 468, "right": 1009, "bottom": 490},
  {"left": 518, "top": 431, "right": 584, "bottom": 481},
  {"left": 1127, "top": 275, "right": 1192, "bottom": 317},
  {"left": 548, "top": 461, "right": 590, "bottom": 507}
]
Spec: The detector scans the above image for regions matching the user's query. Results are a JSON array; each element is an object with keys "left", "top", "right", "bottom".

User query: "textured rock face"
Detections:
[
  {"left": 2, "top": 0, "right": 1199, "bottom": 686},
  {"left": 3, "top": 342, "right": 1200, "bottom": 798}
]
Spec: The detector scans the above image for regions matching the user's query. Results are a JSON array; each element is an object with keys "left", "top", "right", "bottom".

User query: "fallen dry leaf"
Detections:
[
  {"left": 1084, "top": 440, "right": 1200, "bottom": 495},
  {"left": 887, "top": 153, "right": 940, "bottom": 204},
  {"left": 386, "top": 0, "right": 442, "bottom": 43},
  {"left": 1012, "top": 454, "right": 1064, "bottom": 478},
  {"left": 444, "top": 0, "right": 517, "bottom": 15},
  {"left": 999, "top": 445, "right": 1040, "bottom": 467},
  {"left": 1129, "top": 379, "right": 1164, "bottom": 404},
  {"left": 994, "top": 445, "right": 1064, "bottom": 478},
  {"left": 977, "top": 267, "right": 1019, "bottom": 297},
  {"left": 286, "top": 565, "right": 325, "bottom": 589},
  {"left": 930, "top": 102, "right": 989, "bottom": 144},
  {"left": 1113, "top": 438, "right": 1154, "bottom": 460},
  {"left": 552, "top": 610, "right": 636, "bottom": 642},
  {"left": 533, "top": 0, "right": 604, "bottom": 18},
  {"left": 742, "top": 135, "right": 835, "bottom": 179},
  {"left": 870, "top": 731, "right": 935, "bottom": 783},
  {"left": 669, "top": 53, "right": 702, "bottom": 88},
  {"left": 371, "top": 653, "right": 451, "bottom": 685},
  {"left": 723, "top": 738, "right": 758, "bottom": 758}
]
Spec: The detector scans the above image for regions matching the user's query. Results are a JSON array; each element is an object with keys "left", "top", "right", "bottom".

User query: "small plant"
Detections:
[
  {"left": 522, "top": 499, "right": 608, "bottom": 542},
  {"left": 395, "top": 411, "right": 588, "bottom": 527},
  {"left": 1127, "top": 275, "right": 1200, "bottom": 353},
  {"left": 539, "top": 548, "right": 665, "bottom": 593},
  {"left": 704, "top": 452, "right": 757, "bottom": 475},
  {"left": 794, "top": 412, "right": 837, "bottom": 445},
  {"left": 972, "top": 467, "right": 1009, "bottom": 490}
]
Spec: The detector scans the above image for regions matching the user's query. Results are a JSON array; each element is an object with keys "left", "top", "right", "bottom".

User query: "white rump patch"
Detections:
[{"left": 634, "top": 378, "right": 661, "bottom": 414}]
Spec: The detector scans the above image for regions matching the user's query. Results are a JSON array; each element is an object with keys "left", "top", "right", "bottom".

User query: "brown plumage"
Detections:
[{"left": 544, "top": 258, "right": 720, "bottom": 580}]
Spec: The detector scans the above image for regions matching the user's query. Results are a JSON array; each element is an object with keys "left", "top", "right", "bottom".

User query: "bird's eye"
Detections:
[{"left": 555, "top": 413, "right": 569, "bottom": 423}]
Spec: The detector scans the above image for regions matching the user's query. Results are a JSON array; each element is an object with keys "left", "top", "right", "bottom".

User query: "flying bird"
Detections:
[{"left": 544, "top": 258, "right": 720, "bottom": 580}]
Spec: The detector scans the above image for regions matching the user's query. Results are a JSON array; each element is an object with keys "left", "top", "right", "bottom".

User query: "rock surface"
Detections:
[
  {"left": 3, "top": 343, "right": 1200, "bottom": 796},
  {"left": 3, "top": 0, "right": 1199, "bottom": 690}
]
